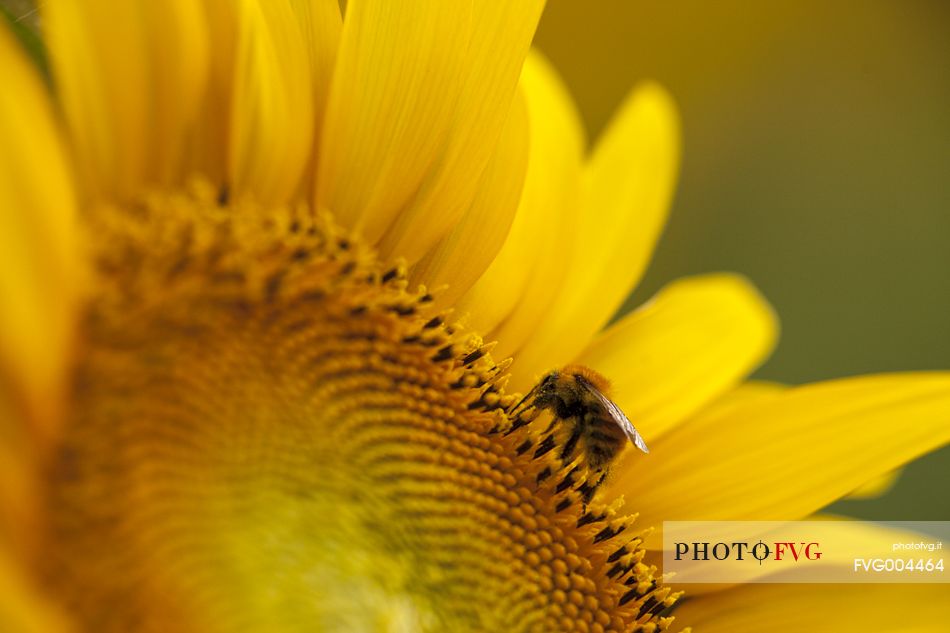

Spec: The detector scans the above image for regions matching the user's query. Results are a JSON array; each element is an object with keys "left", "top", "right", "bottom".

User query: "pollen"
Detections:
[{"left": 39, "top": 182, "right": 683, "bottom": 632}]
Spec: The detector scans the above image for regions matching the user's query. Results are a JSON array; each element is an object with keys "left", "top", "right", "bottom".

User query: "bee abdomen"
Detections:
[
  {"left": 587, "top": 429, "right": 622, "bottom": 446},
  {"left": 586, "top": 442, "right": 618, "bottom": 471}
]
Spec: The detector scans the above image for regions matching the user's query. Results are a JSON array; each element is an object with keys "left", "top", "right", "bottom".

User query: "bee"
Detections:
[{"left": 511, "top": 364, "right": 648, "bottom": 503}]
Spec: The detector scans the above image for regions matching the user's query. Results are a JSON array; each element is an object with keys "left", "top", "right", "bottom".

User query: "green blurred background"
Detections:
[{"left": 535, "top": 0, "right": 950, "bottom": 520}]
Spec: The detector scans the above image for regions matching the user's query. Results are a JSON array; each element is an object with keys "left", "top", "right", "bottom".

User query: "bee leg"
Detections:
[
  {"left": 503, "top": 395, "right": 546, "bottom": 436},
  {"left": 503, "top": 407, "right": 538, "bottom": 436},
  {"left": 507, "top": 386, "right": 538, "bottom": 418}
]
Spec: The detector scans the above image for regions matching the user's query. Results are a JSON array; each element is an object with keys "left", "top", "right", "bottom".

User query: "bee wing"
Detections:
[
  {"left": 508, "top": 383, "right": 540, "bottom": 417},
  {"left": 587, "top": 388, "right": 649, "bottom": 454}
]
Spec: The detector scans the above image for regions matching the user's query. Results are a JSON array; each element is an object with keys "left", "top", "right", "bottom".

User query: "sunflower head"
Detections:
[{"left": 34, "top": 183, "right": 678, "bottom": 632}]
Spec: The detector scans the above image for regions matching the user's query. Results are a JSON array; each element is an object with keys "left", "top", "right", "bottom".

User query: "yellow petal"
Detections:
[
  {"left": 409, "top": 89, "right": 530, "bottom": 308},
  {"left": 675, "top": 584, "right": 950, "bottom": 633},
  {"left": 316, "top": 0, "right": 474, "bottom": 243},
  {"left": 289, "top": 0, "right": 342, "bottom": 197},
  {"left": 0, "top": 384, "right": 44, "bottom": 565},
  {"left": 843, "top": 468, "right": 901, "bottom": 499},
  {"left": 376, "top": 0, "right": 546, "bottom": 265},
  {"left": 575, "top": 274, "right": 778, "bottom": 438},
  {"left": 511, "top": 82, "right": 681, "bottom": 386},
  {"left": 798, "top": 514, "right": 937, "bottom": 572},
  {"left": 456, "top": 50, "right": 585, "bottom": 339},
  {"left": 229, "top": 0, "right": 315, "bottom": 205},
  {"left": 317, "top": 1, "right": 545, "bottom": 260},
  {"left": 611, "top": 372, "right": 950, "bottom": 531},
  {"left": 0, "top": 22, "right": 78, "bottom": 438},
  {"left": 0, "top": 548, "right": 71, "bottom": 633},
  {"left": 43, "top": 0, "right": 208, "bottom": 201},
  {"left": 191, "top": 0, "right": 239, "bottom": 186},
  {"left": 694, "top": 380, "right": 787, "bottom": 420}
]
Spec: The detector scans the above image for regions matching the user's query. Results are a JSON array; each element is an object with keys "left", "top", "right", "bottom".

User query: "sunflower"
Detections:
[{"left": 1, "top": 2, "right": 948, "bottom": 632}]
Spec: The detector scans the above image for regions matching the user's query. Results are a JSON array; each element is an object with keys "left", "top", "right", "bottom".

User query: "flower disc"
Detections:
[{"left": 41, "top": 184, "right": 678, "bottom": 633}]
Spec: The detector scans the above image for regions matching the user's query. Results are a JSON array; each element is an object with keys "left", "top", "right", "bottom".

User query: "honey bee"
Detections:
[{"left": 512, "top": 364, "right": 648, "bottom": 503}]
